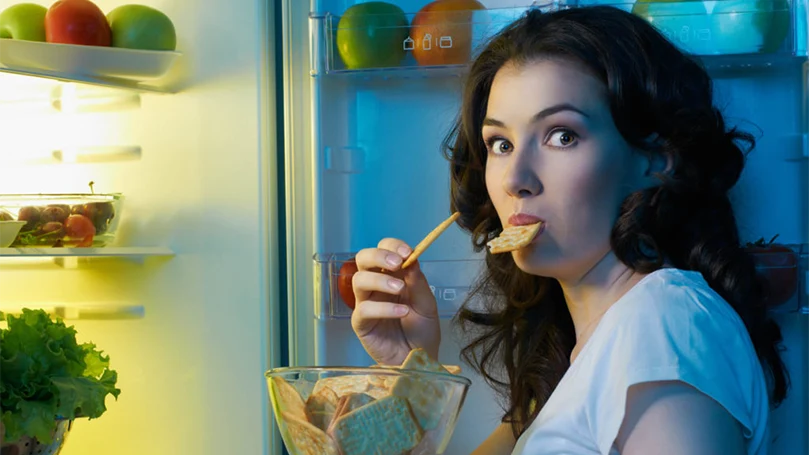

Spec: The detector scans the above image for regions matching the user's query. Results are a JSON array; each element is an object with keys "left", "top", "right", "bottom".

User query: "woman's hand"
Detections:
[{"left": 350, "top": 238, "right": 441, "bottom": 366}]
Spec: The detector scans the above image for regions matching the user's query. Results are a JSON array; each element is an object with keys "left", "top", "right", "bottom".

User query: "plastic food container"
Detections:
[
  {"left": 266, "top": 366, "right": 471, "bottom": 455},
  {"left": 0, "top": 194, "right": 124, "bottom": 248}
]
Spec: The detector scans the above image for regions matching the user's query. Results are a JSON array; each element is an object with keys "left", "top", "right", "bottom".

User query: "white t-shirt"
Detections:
[{"left": 511, "top": 268, "right": 771, "bottom": 455}]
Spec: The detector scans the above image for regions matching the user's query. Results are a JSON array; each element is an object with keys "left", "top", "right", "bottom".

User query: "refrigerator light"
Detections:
[{"left": 51, "top": 83, "right": 141, "bottom": 113}]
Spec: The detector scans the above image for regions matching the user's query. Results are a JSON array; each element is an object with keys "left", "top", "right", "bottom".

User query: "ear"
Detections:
[{"left": 644, "top": 152, "right": 674, "bottom": 177}]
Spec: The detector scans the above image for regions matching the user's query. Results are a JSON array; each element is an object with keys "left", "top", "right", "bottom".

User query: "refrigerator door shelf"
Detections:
[
  {"left": 313, "top": 252, "right": 485, "bottom": 320},
  {"left": 312, "top": 243, "right": 808, "bottom": 318},
  {"left": 310, "top": 0, "right": 805, "bottom": 78},
  {"left": 310, "top": 5, "right": 544, "bottom": 77}
]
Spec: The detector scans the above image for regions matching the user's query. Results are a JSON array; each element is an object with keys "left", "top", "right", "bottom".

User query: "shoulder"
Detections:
[
  {"left": 585, "top": 268, "right": 771, "bottom": 455},
  {"left": 606, "top": 268, "right": 751, "bottom": 351}
]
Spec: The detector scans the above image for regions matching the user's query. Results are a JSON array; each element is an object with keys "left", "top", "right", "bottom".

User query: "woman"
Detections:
[{"left": 348, "top": 5, "right": 789, "bottom": 454}]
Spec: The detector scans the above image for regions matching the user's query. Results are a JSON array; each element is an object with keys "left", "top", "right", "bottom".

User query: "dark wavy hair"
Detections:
[{"left": 445, "top": 5, "right": 789, "bottom": 438}]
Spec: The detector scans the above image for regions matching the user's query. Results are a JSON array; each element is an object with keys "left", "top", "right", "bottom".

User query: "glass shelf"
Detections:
[
  {"left": 314, "top": 243, "right": 807, "bottom": 319},
  {"left": 0, "top": 304, "right": 145, "bottom": 321},
  {"left": 0, "top": 39, "right": 182, "bottom": 94},
  {"left": 310, "top": 0, "right": 805, "bottom": 79},
  {"left": 0, "top": 247, "right": 174, "bottom": 268}
]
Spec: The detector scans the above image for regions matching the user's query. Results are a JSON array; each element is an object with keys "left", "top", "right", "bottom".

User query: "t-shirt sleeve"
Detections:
[{"left": 586, "top": 284, "right": 769, "bottom": 455}]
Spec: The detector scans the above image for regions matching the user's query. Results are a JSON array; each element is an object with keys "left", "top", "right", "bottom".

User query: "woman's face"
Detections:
[{"left": 483, "top": 59, "right": 648, "bottom": 281}]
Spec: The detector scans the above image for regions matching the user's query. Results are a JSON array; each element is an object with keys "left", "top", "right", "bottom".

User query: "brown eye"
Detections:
[
  {"left": 548, "top": 129, "right": 578, "bottom": 148},
  {"left": 487, "top": 138, "right": 514, "bottom": 154}
]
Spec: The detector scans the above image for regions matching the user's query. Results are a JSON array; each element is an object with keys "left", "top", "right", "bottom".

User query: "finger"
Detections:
[
  {"left": 377, "top": 238, "right": 413, "bottom": 259},
  {"left": 352, "top": 270, "right": 405, "bottom": 302},
  {"left": 351, "top": 300, "right": 410, "bottom": 330},
  {"left": 355, "top": 246, "right": 405, "bottom": 272}
]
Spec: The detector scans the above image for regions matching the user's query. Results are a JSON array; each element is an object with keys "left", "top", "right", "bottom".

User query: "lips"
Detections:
[{"left": 507, "top": 213, "right": 544, "bottom": 227}]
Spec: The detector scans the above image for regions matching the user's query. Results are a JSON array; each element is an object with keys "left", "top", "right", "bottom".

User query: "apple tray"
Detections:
[
  {"left": 313, "top": 252, "right": 486, "bottom": 320},
  {"left": 310, "top": 0, "right": 800, "bottom": 77},
  {"left": 0, "top": 193, "right": 124, "bottom": 248},
  {"left": 0, "top": 39, "right": 180, "bottom": 81}
]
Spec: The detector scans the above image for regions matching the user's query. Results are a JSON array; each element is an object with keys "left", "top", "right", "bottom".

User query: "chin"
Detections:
[{"left": 510, "top": 246, "right": 559, "bottom": 278}]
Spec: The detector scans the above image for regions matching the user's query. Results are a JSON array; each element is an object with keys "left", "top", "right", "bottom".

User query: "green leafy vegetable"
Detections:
[{"left": 0, "top": 309, "right": 121, "bottom": 444}]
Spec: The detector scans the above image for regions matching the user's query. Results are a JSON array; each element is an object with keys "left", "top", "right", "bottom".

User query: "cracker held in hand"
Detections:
[
  {"left": 487, "top": 222, "right": 543, "bottom": 254},
  {"left": 402, "top": 212, "right": 461, "bottom": 269}
]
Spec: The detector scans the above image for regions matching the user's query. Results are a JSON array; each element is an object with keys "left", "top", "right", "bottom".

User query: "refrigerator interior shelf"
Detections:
[
  {"left": 311, "top": 1, "right": 802, "bottom": 77},
  {"left": 0, "top": 39, "right": 182, "bottom": 94},
  {"left": 315, "top": 243, "right": 807, "bottom": 319},
  {"left": 0, "top": 247, "right": 175, "bottom": 268},
  {"left": 0, "top": 304, "right": 145, "bottom": 321}
]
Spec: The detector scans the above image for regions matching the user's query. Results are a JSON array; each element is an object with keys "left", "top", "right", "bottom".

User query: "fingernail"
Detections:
[
  {"left": 386, "top": 254, "right": 401, "bottom": 267},
  {"left": 394, "top": 305, "right": 409, "bottom": 316},
  {"left": 398, "top": 245, "right": 412, "bottom": 257},
  {"left": 388, "top": 279, "right": 404, "bottom": 291}
]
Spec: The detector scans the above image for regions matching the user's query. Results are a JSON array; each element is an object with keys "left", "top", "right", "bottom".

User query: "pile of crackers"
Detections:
[{"left": 269, "top": 349, "right": 463, "bottom": 455}]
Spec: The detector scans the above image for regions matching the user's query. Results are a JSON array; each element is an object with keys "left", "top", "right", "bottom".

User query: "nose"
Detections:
[{"left": 501, "top": 148, "right": 542, "bottom": 198}]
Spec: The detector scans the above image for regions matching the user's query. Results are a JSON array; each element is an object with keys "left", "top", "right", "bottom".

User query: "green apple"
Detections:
[
  {"left": 0, "top": 3, "right": 48, "bottom": 41},
  {"left": 107, "top": 4, "right": 176, "bottom": 51},
  {"left": 711, "top": 0, "right": 789, "bottom": 54},
  {"left": 336, "top": 2, "right": 409, "bottom": 69},
  {"left": 632, "top": 0, "right": 711, "bottom": 55}
]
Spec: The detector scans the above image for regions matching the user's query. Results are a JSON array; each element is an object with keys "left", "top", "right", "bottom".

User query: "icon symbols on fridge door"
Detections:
[
  {"left": 696, "top": 29, "right": 711, "bottom": 42},
  {"left": 439, "top": 36, "right": 453, "bottom": 49},
  {"left": 423, "top": 34, "right": 433, "bottom": 50},
  {"left": 678, "top": 26, "right": 690, "bottom": 43},
  {"left": 403, "top": 37, "right": 415, "bottom": 51},
  {"left": 442, "top": 289, "right": 457, "bottom": 301}
]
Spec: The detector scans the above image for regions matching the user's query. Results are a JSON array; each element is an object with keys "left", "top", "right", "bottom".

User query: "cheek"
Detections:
[
  {"left": 484, "top": 164, "right": 507, "bottom": 210},
  {"left": 551, "top": 156, "right": 629, "bottom": 234}
]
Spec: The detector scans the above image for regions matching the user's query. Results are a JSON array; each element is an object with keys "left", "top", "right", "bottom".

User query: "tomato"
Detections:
[
  {"left": 64, "top": 214, "right": 95, "bottom": 247},
  {"left": 744, "top": 237, "right": 798, "bottom": 308},
  {"left": 337, "top": 259, "right": 359, "bottom": 310}
]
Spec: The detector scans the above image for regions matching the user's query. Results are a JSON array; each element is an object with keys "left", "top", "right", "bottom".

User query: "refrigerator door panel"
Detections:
[{"left": 0, "top": 0, "right": 280, "bottom": 454}]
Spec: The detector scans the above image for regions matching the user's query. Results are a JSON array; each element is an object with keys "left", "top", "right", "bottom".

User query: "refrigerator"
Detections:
[
  {"left": 0, "top": 0, "right": 806, "bottom": 454},
  {"left": 283, "top": 0, "right": 809, "bottom": 454}
]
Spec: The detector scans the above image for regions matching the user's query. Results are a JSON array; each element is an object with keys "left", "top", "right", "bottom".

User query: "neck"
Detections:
[{"left": 558, "top": 252, "right": 648, "bottom": 353}]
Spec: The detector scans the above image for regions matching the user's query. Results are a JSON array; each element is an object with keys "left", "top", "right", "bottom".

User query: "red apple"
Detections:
[
  {"left": 337, "top": 259, "right": 359, "bottom": 310},
  {"left": 45, "top": 0, "right": 111, "bottom": 46},
  {"left": 410, "top": 0, "right": 486, "bottom": 67}
]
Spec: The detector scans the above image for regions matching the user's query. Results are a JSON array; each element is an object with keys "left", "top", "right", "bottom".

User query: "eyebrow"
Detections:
[{"left": 482, "top": 103, "right": 590, "bottom": 127}]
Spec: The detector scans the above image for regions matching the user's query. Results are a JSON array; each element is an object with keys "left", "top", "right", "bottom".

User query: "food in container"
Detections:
[
  {"left": 266, "top": 349, "right": 471, "bottom": 455},
  {"left": 0, "top": 193, "right": 123, "bottom": 247}
]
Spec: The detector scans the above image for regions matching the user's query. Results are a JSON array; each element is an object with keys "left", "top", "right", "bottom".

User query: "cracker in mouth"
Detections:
[{"left": 486, "top": 222, "right": 543, "bottom": 254}]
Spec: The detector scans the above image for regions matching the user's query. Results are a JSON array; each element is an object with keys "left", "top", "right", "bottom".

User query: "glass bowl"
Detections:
[
  {"left": 265, "top": 366, "right": 471, "bottom": 455},
  {"left": 0, "top": 419, "right": 72, "bottom": 455},
  {"left": 0, "top": 194, "right": 123, "bottom": 248}
]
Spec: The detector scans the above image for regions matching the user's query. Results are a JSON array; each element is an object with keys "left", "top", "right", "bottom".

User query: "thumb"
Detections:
[{"left": 400, "top": 260, "right": 438, "bottom": 318}]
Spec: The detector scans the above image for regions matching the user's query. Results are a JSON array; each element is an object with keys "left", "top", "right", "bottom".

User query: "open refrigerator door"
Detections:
[
  {"left": 281, "top": 0, "right": 808, "bottom": 454},
  {"left": 0, "top": 0, "right": 280, "bottom": 454}
]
